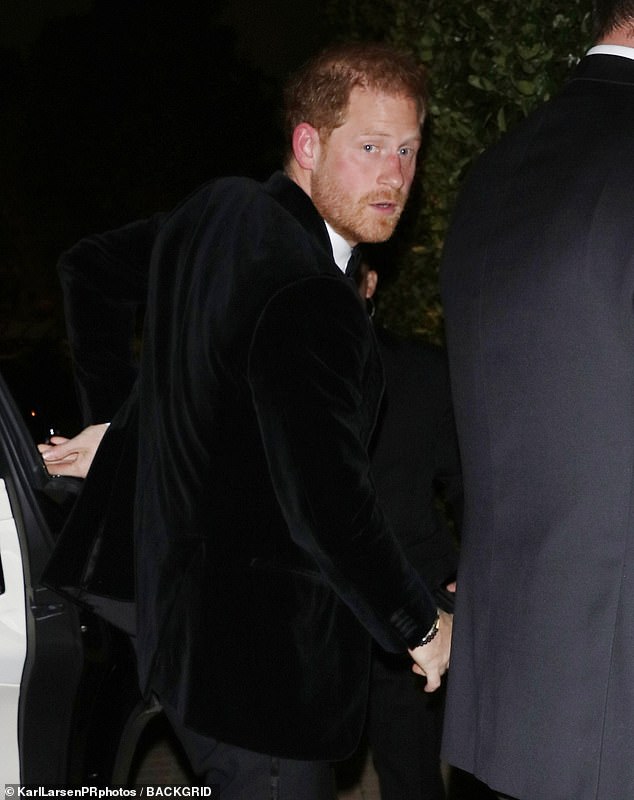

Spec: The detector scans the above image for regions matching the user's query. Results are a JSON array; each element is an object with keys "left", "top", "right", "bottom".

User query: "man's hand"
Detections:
[
  {"left": 408, "top": 609, "right": 453, "bottom": 692},
  {"left": 38, "top": 423, "right": 110, "bottom": 479}
]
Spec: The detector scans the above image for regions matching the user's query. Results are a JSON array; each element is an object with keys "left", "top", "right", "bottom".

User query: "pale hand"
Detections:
[
  {"left": 38, "top": 423, "right": 110, "bottom": 479},
  {"left": 408, "top": 609, "right": 453, "bottom": 692}
]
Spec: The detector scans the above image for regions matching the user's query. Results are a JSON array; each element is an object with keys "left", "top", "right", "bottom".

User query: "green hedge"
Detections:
[{"left": 325, "top": 1, "right": 592, "bottom": 338}]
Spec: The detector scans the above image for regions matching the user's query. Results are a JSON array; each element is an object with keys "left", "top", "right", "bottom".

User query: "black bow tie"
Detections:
[{"left": 345, "top": 246, "right": 362, "bottom": 279}]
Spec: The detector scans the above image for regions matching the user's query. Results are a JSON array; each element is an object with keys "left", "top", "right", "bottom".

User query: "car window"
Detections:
[
  {"left": 1, "top": 345, "right": 82, "bottom": 447},
  {"left": 0, "top": 370, "right": 81, "bottom": 560}
]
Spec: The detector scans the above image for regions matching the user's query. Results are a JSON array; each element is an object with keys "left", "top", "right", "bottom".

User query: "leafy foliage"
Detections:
[{"left": 325, "top": 0, "right": 593, "bottom": 338}]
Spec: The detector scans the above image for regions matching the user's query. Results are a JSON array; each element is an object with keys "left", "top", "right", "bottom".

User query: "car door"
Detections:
[
  {"left": 0, "top": 366, "right": 95, "bottom": 783},
  {"left": 0, "top": 365, "right": 152, "bottom": 785},
  {"left": 0, "top": 474, "right": 27, "bottom": 782},
  {"left": 0, "top": 367, "right": 179, "bottom": 786}
]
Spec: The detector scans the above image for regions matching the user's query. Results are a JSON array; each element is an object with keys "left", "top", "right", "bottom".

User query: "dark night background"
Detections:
[{"left": 1, "top": 0, "right": 331, "bottom": 440}]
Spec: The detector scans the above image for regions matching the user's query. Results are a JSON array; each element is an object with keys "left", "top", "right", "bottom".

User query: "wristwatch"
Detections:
[{"left": 415, "top": 613, "right": 440, "bottom": 647}]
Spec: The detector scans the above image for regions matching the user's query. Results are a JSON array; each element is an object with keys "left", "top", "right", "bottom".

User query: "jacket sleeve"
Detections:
[
  {"left": 247, "top": 275, "right": 438, "bottom": 652},
  {"left": 58, "top": 214, "right": 163, "bottom": 424}
]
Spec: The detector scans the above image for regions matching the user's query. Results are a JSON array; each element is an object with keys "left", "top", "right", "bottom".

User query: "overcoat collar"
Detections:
[{"left": 570, "top": 52, "right": 634, "bottom": 85}]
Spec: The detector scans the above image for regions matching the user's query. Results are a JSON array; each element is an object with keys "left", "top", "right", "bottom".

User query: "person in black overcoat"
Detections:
[
  {"left": 39, "top": 43, "right": 452, "bottom": 797},
  {"left": 440, "top": 4, "right": 634, "bottom": 798}
]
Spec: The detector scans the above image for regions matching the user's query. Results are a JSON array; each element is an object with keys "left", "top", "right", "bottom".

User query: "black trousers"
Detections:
[
  {"left": 367, "top": 649, "right": 446, "bottom": 800},
  {"left": 163, "top": 704, "right": 336, "bottom": 799}
]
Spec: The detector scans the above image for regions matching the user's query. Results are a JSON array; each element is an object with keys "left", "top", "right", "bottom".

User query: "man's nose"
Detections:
[{"left": 378, "top": 154, "right": 405, "bottom": 189}]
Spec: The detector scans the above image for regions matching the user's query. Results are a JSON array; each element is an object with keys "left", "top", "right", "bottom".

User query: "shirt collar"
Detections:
[
  {"left": 324, "top": 222, "right": 352, "bottom": 274},
  {"left": 586, "top": 44, "right": 634, "bottom": 60}
]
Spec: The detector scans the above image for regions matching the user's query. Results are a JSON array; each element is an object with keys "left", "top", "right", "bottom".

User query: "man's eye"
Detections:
[
  {"left": 363, "top": 144, "right": 378, "bottom": 152},
  {"left": 399, "top": 147, "right": 414, "bottom": 157}
]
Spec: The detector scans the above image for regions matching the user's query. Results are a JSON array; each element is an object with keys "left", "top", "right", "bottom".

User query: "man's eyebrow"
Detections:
[{"left": 357, "top": 130, "right": 422, "bottom": 141}]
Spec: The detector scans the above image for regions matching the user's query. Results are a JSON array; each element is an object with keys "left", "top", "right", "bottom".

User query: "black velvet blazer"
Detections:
[{"left": 47, "top": 172, "right": 437, "bottom": 760}]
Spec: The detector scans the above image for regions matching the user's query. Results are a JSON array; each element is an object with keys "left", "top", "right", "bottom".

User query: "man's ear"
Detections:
[{"left": 292, "top": 123, "right": 321, "bottom": 171}]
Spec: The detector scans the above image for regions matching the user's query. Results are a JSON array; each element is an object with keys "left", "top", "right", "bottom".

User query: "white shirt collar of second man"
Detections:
[{"left": 587, "top": 44, "right": 634, "bottom": 60}]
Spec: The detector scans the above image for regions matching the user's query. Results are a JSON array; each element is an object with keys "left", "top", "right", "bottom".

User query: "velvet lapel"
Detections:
[{"left": 263, "top": 171, "right": 340, "bottom": 273}]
